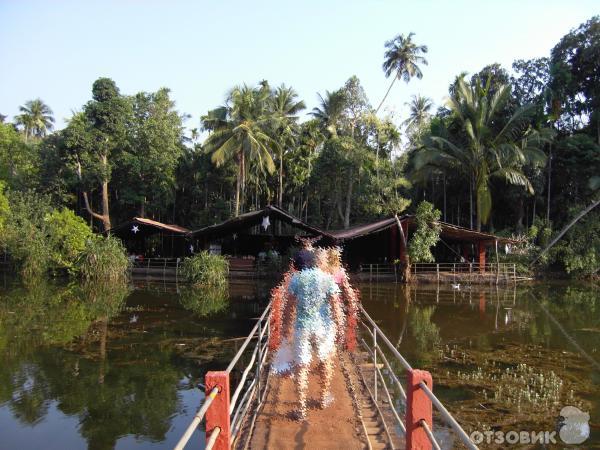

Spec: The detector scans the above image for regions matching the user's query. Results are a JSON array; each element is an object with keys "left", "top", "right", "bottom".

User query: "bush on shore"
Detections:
[
  {"left": 75, "top": 236, "right": 130, "bottom": 282},
  {"left": 181, "top": 251, "right": 229, "bottom": 286}
]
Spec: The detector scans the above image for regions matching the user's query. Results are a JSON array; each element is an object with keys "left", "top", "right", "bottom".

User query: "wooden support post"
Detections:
[
  {"left": 406, "top": 369, "right": 433, "bottom": 450},
  {"left": 436, "top": 264, "right": 439, "bottom": 283},
  {"left": 205, "top": 371, "right": 231, "bottom": 450},
  {"left": 478, "top": 241, "right": 486, "bottom": 273}
]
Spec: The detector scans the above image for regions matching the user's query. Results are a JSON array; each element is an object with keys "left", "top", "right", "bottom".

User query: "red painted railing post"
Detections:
[
  {"left": 406, "top": 369, "right": 433, "bottom": 450},
  {"left": 205, "top": 371, "right": 231, "bottom": 450}
]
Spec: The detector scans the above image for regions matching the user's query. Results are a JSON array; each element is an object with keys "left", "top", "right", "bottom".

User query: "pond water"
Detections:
[{"left": 0, "top": 278, "right": 598, "bottom": 449}]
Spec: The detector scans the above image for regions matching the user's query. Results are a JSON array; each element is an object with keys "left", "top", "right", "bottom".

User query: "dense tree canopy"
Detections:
[{"left": 0, "top": 16, "right": 598, "bottom": 276}]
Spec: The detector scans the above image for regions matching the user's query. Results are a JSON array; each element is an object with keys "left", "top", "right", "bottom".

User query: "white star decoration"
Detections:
[
  {"left": 261, "top": 215, "right": 271, "bottom": 231},
  {"left": 232, "top": 233, "right": 238, "bottom": 240},
  {"left": 132, "top": 225, "right": 139, "bottom": 234},
  {"left": 189, "top": 245, "right": 194, "bottom": 253}
]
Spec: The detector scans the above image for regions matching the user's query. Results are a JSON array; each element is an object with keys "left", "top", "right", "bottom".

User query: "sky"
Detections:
[{"left": 1, "top": 0, "right": 598, "bottom": 132}]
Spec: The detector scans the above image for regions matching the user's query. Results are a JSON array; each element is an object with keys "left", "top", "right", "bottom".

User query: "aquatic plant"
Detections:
[
  {"left": 180, "top": 251, "right": 228, "bottom": 287},
  {"left": 75, "top": 236, "right": 130, "bottom": 282}
]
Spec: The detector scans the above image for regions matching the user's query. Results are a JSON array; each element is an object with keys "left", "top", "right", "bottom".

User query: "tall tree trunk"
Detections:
[
  {"left": 516, "top": 196, "right": 524, "bottom": 232},
  {"left": 394, "top": 215, "right": 411, "bottom": 282},
  {"left": 278, "top": 149, "right": 283, "bottom": 208},
  {"left": 546, "top": 144, "right": 552, "bottom": 224},
  {"left": 375, "top": 77, "right": 397, "bottom": 114},
  {"left": 443, "top": 173, "right": 447, "bottom": 222},
  {"left": 100, "top": 154, "right": 111, "bottom": 230},
  {"left": 344, "top": 176, "right": 353, "bottom": 229},
  {"left": 235, "top": 152, "right": 242, "bottom": 216},
  {"left": 77, "top": 155, "right": 111, "bottom": 231},
  {"left": 469, "top": 175, "right": 474, "bottom": 230},
  {"left": 240, "top": 150, "right": 246, "bottom": 214}
]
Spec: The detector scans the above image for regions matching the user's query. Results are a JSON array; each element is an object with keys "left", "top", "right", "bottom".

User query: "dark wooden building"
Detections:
[
  {"left": 108, "top": 217, "right": 191, "bottom": 258},
  {"left": 189, "top": 205, "right": 326, "bottom": 257},
  {"left": 328, "top": 215, "right": 518, "bottom": 270}
]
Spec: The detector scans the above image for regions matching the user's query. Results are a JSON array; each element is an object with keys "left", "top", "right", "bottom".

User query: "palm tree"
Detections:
[
  {"left": 270, "top": 85, "right": 306, "bottom": 208},
  {"left": 310, "top": 90, "right": 346, "bottom": 135},
  {"left": 202, "top": 85, "right": 278, "bottom": 217},
  {"left": 414, "top": 76, "right": 548, "bottom": 230},
  {"left": 404, "top": 94, "right": 433, "bottom": 143},
  {"left": 15, "top": 98, "right": 55, "bottom": 140},
  {"left": 376, "top": 32, "right": 428, "bottom": 114}
]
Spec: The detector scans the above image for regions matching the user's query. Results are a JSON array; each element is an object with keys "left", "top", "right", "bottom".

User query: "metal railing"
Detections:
[
  {"left": 131, "top": 257, "right": 182, "bottom": 278},
  {"left": 175, "top": 297, "right": 479, "bottom": 450},
  {"left": 359, "top": 262, "right": 519, "bottom": 284},
  {"left": 359, "top": 263, "right": 399, "bottom": 282},
  {"left": 174, "top": 302, "right": 271, "bottom": 450},
  {"left": 412, "top": 262, "right": 517, "bottom": 283},
  {"left": 359, "top": 304, "right": 478, "bottom": 450}
]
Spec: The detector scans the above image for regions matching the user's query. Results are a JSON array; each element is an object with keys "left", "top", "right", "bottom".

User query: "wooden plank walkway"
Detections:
[{"left": 242, "top": 353, "right": 402, "bottom": 450}]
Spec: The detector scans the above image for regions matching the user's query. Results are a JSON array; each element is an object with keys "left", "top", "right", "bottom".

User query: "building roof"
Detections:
[
  {"left": 189, "top": 205, "right": 330, "bottom": 238},
  {"left": 327, "top": 217, "right": 402, "bottom": 240},
  {"left": 108, "top": 217, "right": 190, "bottom": 238},
  {"left": 327, "top": 215, "right": 519, "bottom": 245}
]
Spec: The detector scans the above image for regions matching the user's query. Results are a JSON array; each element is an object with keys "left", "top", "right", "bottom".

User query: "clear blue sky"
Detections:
[{"left": 1, "top": 0, "right": 598, "bottom": 132}]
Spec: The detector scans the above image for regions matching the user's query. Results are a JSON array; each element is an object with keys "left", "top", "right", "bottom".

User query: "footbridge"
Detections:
[{"left": 174, "top": 301, "right": 479, "bottom": 450}]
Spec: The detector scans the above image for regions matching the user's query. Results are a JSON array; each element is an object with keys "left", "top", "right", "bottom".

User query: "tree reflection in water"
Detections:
[{"left": 0, "top": 280, "right": 191, "bottom": 450}]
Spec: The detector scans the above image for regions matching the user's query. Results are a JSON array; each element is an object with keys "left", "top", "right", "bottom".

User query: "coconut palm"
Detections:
[
  {"left": 414, "top": 76, "right": 548, "bottom": 230},
  {"left": 376, "top": 32, "right": 428, "bottom": 114},
  {"left": 404, "top": 94, "right": 433, "bottom": 144},
  {"left": 310, "top": 90, "right": 346, "bottom": 135},
  {"left": 202, "top": 85, "right": 278, "bottom": 217},
  {"left": 269, "top": 85, "right": 306, "bottom": 207},
  {"left": 15, "top": 98, "right": 55, "bottom": 140}
]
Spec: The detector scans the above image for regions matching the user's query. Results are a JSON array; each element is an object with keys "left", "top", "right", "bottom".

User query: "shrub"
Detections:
[
  {"left": 45, "top": 208, "right": 93, "bottom": 273},
  {"left": 1, "top": 190, "right": 53, "bottom": 279},
  {"left": 181, "top": 251, "right": 228, "bottom": 286},
  {"left": 75, "top": 236, "right": 130, "bottom": 282}
]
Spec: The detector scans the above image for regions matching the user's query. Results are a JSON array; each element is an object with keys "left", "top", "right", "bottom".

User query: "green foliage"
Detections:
[
  {"left": 549, "top": 16, "right": 600, "bottom": 133},
  {"left": 1, "top": 190, "right": 53, "bottom": 279},
  {"left": 0, "top": 181, "right": 8, "bottom": 232},
  {"left": 180, "top": 251, "right": 229, "bottom": 286},
  {"left": 0, "top": 15, "right": 598, "bottom": 278},
  {"left": 0, "top": 122, "right": 39, "bottom": 190},
  {"left": 14, "top": 98, "right": 55, "bottom": 140},
  {"left": 551, "top": 209, "right": 599, "bottom": 278},
  {"left": 178, "top": 284, "right": 229, "bottom": 317},
  {"left": 75, "top": 236, "right": 130, "bottom": 282},
  {"left": 408, "top": 201, "right": 441, "bottom": 263},
  {"left": 45, "top": 208, "right": 93, "bottom": 273},
  {"left": 116, "top": 88, "right": 184, "bottom": 214}
]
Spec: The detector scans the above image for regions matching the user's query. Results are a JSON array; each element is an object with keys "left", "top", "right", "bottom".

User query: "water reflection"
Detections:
[
  {"left": 0, "top": 280, "right": 268, "bottom": 450},
  {"left": 179, "top": 284, "right": 229, "bottom": 317},
  {"left": 359, "top": 281, "right": 600, "bottom": 447},
  {"left": 1, "top": 279, "right": 598, "bottom": 448}
]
